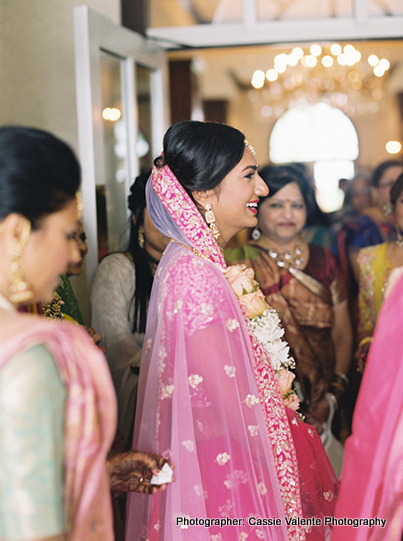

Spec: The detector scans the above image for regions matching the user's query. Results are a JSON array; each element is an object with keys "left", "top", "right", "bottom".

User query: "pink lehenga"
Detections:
[{"left": 125, "top": 165, "right": 338, "bottom": 541}]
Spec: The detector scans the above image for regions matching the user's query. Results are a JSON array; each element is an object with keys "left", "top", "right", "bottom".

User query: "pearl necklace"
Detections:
[{"left": 262, "top": 242, "right": 304, "bottom": 272}]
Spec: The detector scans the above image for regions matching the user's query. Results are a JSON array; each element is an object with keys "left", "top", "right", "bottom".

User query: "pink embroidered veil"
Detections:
[
  {"left": 125, "top": 165, "right": 296, "bottom": 541},
  {"left": 125, "top": 162, "right": 338, "bottom": 541}
]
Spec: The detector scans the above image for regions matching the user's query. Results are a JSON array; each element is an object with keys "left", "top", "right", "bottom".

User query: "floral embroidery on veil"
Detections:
[{"left": 151, "top": 163, "right": 306, "bottom": 539}]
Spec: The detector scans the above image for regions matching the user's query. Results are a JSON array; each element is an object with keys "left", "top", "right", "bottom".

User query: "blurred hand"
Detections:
[
  {"left": 107, "top": 450, "right": 174, "bottom": 494},
  {"left": 86, "top": 326, "right": 102, "bottom": 345},
  {"left": 307, "top": 396, "right": 330, "bottom": 434},
  {"left": 355, "top": 338, "right": 371, "bottom": 373}
]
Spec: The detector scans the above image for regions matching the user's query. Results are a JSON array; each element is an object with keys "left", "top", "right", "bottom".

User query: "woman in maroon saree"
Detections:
[{"left": 226, "top": 164, "right": 353, "bottom": 436}]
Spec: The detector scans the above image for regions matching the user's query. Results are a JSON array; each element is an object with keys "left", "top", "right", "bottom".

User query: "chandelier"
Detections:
[{"left": 249, "top": 43, "right": 391, "bottom": 119}]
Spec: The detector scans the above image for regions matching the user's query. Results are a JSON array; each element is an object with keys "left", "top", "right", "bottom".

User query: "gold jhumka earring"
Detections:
[
  {"left": 9, "top": 220, "right": 33, "bottom": 304},
  {"left": 204, "top": 204, "right": 220, "bottom": 240},
  {"left": 138, "top": 227, "right": 145, "bottom": 248}
]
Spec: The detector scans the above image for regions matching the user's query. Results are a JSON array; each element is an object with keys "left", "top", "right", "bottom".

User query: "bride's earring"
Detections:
[
  {"left": 251, "top": 227, "right": 261, "bottom": 240},
  {"left": 396, "top": 228, "right": 403, "bottom": 248},
  {"left": 204, "top": 204, "right": 220, "bottom": 240},
  {"left": 9, "top": 220, "right": 33, "bottom": 304}
]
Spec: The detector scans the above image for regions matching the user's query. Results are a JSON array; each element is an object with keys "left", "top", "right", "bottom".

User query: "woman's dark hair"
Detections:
[
  {"left": 372, "top": 160, "right": 403, "bottom": 187},
  {"left": 0, "top": 126, "right": 81, "bottom": 228},
  {"left": 154, "top": 121, "right": 246, "bottom": 202},
  {"left": 127, "top": 171, "right": 153, "bottom": 334},
  {"left": 390, "top": 172, "right": 403, "bottom": 207}
]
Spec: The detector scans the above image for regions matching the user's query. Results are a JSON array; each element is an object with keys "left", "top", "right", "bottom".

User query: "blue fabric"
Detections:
[
  {"left": 0, "top": 344, "right": 66, "bottom": 539},
  {"left": 342, "top": 214, "right": 395, "bottom": 251}
]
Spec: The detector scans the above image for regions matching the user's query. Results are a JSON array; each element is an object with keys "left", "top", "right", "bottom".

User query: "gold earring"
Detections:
[
  {"left": 138, "top": 227, "right": 145, "bottom": 248},
  {"left": 9, "top": 220, "right": 33, "bottom": 304},
  {"left": 204, "top": 204, "right": 220, "bottom": 240}
]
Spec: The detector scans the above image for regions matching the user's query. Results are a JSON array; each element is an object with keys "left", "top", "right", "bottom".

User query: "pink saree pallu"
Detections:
[
  {"left": 333, "top": 272, "right": 403, "bottom": 541},
  {"left": 0, "top": 311, "right": 117, "bottom": 541}
]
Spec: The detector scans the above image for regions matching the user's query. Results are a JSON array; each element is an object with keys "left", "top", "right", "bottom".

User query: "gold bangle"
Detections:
[{"left": 358, "top": 337, "right": 372, "bottom": 348}]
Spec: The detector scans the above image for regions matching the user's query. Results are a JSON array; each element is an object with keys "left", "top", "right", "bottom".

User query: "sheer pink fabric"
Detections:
[
  {"left": 126, "top": 164, "right": 338, "bottom": 541},
  {"left": 0, "top": 311, "right": 116, "bottom": 541},
  {"left": 333, "top": 273, "right": 403, "bottom": 541}
]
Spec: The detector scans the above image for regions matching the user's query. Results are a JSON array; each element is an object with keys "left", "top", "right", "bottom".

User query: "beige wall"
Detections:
[
  {"left": 0, "top": 0, "right": 120, "bottom": 150},
  {"left": 0, "top": 0, "right": 121, "bottom": 323}
]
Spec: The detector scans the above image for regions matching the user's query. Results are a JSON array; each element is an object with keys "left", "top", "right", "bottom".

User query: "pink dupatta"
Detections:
[
  {"left": 0, "top": 310, "right": 117, "bottom": 541},
  {"left": 126, "top": 165, "right": 310, "bottom": 541}
]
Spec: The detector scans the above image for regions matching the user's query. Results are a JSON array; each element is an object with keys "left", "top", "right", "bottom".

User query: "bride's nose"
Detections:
[{"left": 255, "top": 174, "right": 269, "bottom": 197}]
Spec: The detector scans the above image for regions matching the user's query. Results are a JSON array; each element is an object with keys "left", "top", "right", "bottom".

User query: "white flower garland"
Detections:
[{"left": 248, "top": 308, "right": 295, "bottom": 372}]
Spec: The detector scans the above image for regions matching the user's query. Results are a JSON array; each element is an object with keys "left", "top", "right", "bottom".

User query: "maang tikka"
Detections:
[
  {"left": 204, "top": 204, "right": 220, "bottom": 240},
  {"left": 9, "top": 219, "right": 34, "bottom": 304}
]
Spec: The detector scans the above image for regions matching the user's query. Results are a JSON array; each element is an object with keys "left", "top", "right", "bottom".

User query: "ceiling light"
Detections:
[
  {"left": 386, "top": 141, "right": 402, "bottom": 154},
  {"left": 310, "top": 44, "right": 322, "bottom": 56},
  {"left": 322, "top": 55, "right": 333, "bottom": 67},
  {"left": 330, "top": 43, "right": 342, "bottom": 55},
  {"left": 368, "top": 54, "right": 379, "bottom": 67}
]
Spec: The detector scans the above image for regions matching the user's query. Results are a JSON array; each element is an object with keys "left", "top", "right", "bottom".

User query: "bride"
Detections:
[{"left": 126, "top": 121, "right": 338, "bottom": 541}]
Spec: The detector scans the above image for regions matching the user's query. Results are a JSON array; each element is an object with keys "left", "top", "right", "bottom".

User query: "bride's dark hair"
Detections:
[{"left": 155, "top": 121, "right": 245, "bottom": 200}]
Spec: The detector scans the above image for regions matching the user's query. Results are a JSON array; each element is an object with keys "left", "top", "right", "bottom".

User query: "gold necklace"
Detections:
[{"left": 167, "top": 239, "right": 222, "bottom": 264}]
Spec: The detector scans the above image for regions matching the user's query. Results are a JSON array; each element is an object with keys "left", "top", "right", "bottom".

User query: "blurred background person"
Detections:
[
  {"left": 335, "top": 160, "right": 403, "bottom": 422},
  {"left": 356, "top": 172, "right": 403, "bottom": 367},
  {"left": 22, "top": 218, "right": 104, "bottom": 349},
  {"left": 331, "top": 170, "right": 372, "bottom": 231},
  {"left": 339, "top": 159, "right": 403, "bottom": 285},
  {"left": 91, "top": 172, "right": 170, "bottom": 447},
  {"left": 225, "top": 163, "right": 352, "bottom": 457}
]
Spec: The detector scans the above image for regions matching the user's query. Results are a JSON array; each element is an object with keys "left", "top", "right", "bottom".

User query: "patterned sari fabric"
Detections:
[
  {"left": 333, "top": 273, "right": 403, "bottom": 541},
  {"left": 125, "top": 165, "right": 338, "bottom": 541},
  {"left": 0, "top": 310, "right": 117, "bottom": 541},
  {"left": 225, "top": 243, "right": 347, "bottom": 429},
  {"left": 357, "top": 242, "right": 393, "bottom": 337}
]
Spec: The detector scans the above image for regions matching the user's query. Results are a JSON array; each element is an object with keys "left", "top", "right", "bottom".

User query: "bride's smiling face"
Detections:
[{"left": 196, "top": 149, "right": 268, "bottom": 247}]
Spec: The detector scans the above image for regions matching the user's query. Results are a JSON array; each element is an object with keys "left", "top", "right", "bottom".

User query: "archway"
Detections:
[{"left": 269, "top": 103, "right": 359, "bottom": 212}]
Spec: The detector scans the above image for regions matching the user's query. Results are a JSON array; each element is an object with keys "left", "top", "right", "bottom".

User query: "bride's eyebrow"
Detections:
[{"left": 241, "top": 165, "right": 259, "bottom": 172}]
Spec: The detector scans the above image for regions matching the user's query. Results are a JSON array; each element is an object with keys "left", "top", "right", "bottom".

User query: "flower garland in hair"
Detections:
[{"left": 225, "top": 264, "right": 300, "bottom": 412}]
